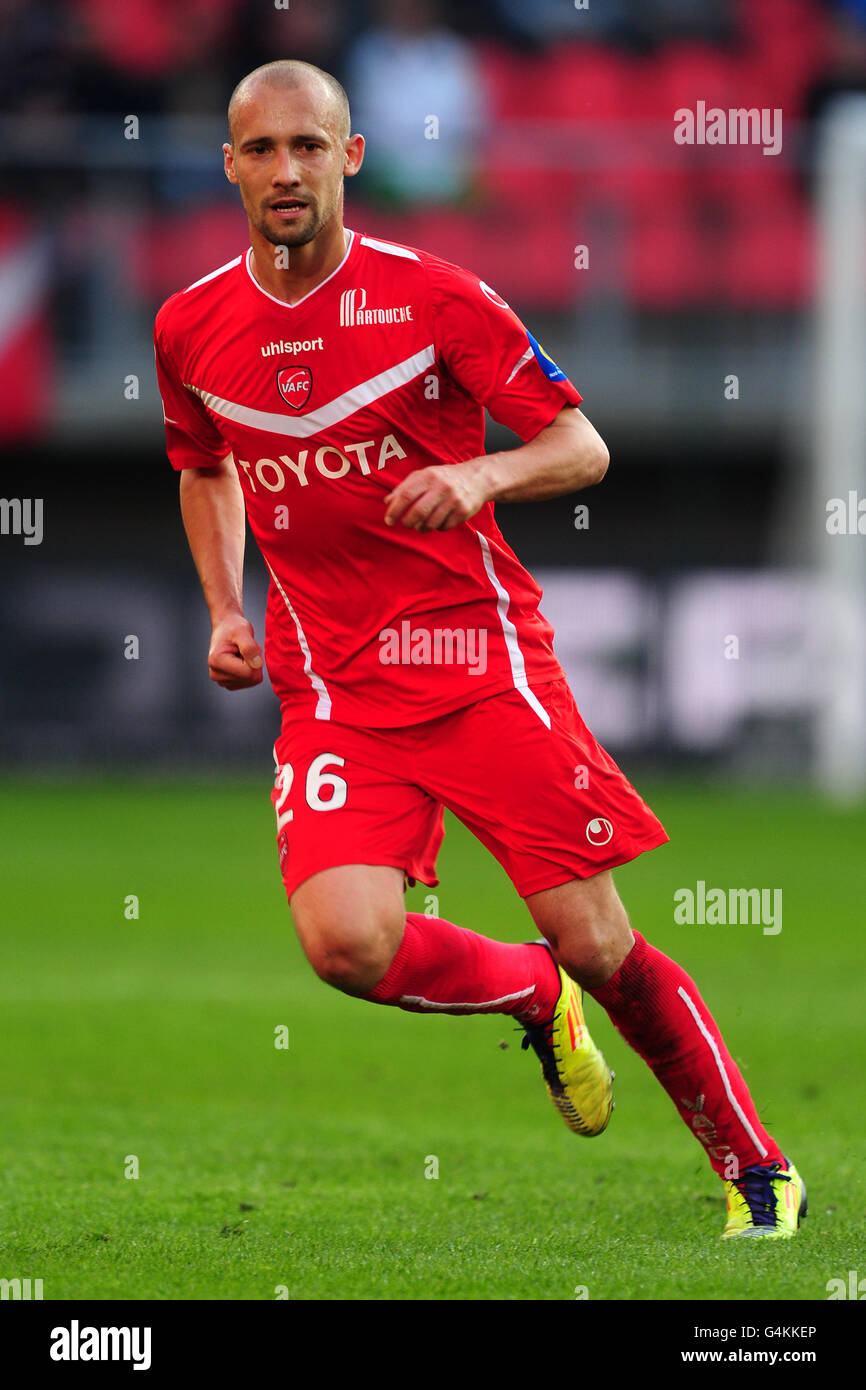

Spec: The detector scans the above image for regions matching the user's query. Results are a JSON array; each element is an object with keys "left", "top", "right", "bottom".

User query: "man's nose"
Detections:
[{"left": 272, "top": 149, "right": 301, "bottom": 184}]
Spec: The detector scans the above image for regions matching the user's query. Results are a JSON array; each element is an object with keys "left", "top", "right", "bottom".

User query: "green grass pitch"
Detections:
[{"left": 0, "top": 776, "right": 862, "bottom": 1301}]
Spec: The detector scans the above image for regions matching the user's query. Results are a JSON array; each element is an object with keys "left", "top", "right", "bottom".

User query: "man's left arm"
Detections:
[{"left": 384, "top": 405, "right": 608, "bottom": 532}]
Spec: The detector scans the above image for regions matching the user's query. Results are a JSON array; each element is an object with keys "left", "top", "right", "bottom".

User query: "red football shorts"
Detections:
[{"left": 271, "top": 677, "right": 668, "bottom": 901}]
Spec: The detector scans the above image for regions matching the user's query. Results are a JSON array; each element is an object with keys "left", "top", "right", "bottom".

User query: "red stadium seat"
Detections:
[
  {"left": 622, "top": 165, "right": 695, "bottom": 220},
  {"left": 476, "top": 44, "right": 561, "bottom": 120},
  {"left": 476, "top": 131, "right": 581, "bottom": 214},
  {"left": 721, "top": 186, "right": 814, "bottom": 307},
  {"left": 697, "top": 161, "right": 804, "bottom": 219},
  {"left": 74, "top": 0, "right": 239, "bottom": 77},
  {"left": 626, "top": 201, "right": 713, "bottom": 307},
  {"left": 736, "top": 0, "right": 832, "bottom": 58},
  {"left": 734, "top": 0, "right": 834, "bottom": 114},
  {"left": 648, "top": 43, "right": 757, "bottom": 119},
  {"left": 355, "top": 201, "right": 581, "bottom": 310},
  {"left": 543, "top": 44, "right": 632, "bottom": 121},
  {"left": 549, "top": 45, "right": 643, "bottom": 201},
  {"left": 129, "top": 205, "right": 249, "bottom": 299}
]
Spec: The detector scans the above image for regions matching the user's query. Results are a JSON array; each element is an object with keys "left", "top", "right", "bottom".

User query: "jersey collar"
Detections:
[{"left": 244, "top": 229, "right": 356, "bottom": 309}]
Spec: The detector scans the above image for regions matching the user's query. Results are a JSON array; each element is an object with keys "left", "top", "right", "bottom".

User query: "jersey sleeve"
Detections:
[
  {"left": 154, "top": 315, "right": 231, "bottom": 470},
  {"left": 430, "top": 262, "right": 582, "bottom": 440}
]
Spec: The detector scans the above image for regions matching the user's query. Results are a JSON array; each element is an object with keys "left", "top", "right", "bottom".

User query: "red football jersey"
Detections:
[{"left": 154, "top": 229, "right": 583, "bottom": 727}]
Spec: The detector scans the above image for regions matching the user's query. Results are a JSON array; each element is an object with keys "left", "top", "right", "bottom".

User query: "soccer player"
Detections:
[{"left": 154, "top": 59, "right": 804, "bottom": 1239}]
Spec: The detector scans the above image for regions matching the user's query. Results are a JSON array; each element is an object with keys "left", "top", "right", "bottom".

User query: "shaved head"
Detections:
[
  {"left": 222, "top": 59, "right": 364, "bottom": 262},
  {"left": 228, "top": 60, "right": 351, "bottom": 146}
]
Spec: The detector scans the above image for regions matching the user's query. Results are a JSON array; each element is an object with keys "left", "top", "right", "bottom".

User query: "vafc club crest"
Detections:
[{"left": 276, "top": 365, "right": 312, "bottom": 410}]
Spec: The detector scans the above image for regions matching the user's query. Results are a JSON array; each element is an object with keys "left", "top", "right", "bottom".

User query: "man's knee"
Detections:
[
  {"left": 528, "top": 873, "right": 634, "bottom": 989},
  {"left": 306, "top": 924, "right": 399, "bottom": 995},
  {"left": 559, "top": 913, "right": 634, "bottom": 988},
  {"left": 290, "top": 871, "right": 406, "bottom": 996}
]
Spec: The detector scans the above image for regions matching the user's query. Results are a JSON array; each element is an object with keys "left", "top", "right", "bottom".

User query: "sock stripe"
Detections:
[
  {"left": 677, "top": 985, "right": 769, "bottom": 1161},
  {"left": 397, "top": 984, "right": 536, "bottom": 1012}
]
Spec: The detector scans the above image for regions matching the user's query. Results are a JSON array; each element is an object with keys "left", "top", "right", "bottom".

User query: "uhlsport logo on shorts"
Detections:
[
  {"left": 586, "top": 817, "right": 614, "bottom": 846},
  {"left": 277, "top": 366, "right": 312, "bottom": 410}
]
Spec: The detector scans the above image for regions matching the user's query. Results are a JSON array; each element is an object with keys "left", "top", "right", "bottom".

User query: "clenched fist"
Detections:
[{"left": 207, "top": 612, "right": 264, "bottom": 690}]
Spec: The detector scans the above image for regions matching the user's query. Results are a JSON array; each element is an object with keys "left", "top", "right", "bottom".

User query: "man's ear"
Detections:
[
  {"left": 344, "top": 133, "right": 365, "bottom": 178},
  {"left": 223, "top": 142, "right": 238, "bottom": 185}
]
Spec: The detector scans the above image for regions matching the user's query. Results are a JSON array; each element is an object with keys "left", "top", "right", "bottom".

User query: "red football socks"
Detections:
[
  {"left": 365, "top": 915, "right": 783, "bottom": 1180},
  {"left": 589, "top": 931, "right": 785, "bottom": 1177},
  {"left": 366, "top": 912, "right": 561, "bottom": 1024}
]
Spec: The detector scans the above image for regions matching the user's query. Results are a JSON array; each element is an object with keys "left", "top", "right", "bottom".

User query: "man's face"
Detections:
[{"left": 223, "top": 82, "right": 363, "bottom": 248}]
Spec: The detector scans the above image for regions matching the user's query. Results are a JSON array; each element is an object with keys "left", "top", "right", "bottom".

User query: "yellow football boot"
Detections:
[
  {"left": 722, "top": 1160, "right": 807, "bottom": 1239},
  {"left": 521, "top": 962, "right": 614, "bottom": 1137}
]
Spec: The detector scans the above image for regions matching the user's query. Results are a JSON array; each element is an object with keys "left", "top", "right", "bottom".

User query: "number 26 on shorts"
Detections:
[{"left": 272, "top": 753, "right": 348, "bottom": 832}]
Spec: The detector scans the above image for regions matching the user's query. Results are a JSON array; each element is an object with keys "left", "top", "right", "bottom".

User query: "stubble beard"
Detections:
[{"left": 255, "top": 195, "right": 336, "bottom": 250}]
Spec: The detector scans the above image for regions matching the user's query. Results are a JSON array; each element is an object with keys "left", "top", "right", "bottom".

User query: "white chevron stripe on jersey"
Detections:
[
  {"left": 476, "top": 532, "right": 552, "bottom": 729},
  {"left": 186, "top": 343, "right": 435, "bottom": 439}
]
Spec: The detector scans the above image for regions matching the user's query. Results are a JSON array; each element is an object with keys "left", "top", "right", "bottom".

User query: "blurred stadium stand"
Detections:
[{"left": 1, "top": 0, "right": 864, "bottom": 786}]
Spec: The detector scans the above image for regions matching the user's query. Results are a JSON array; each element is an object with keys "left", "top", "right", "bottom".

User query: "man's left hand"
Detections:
[{"left": 383, "top": 460, "right": 491, "bottom": 532}]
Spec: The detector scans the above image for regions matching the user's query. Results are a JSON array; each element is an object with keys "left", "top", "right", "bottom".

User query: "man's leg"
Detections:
[
  {"left": 290, "top": 860, "right": 803, "bottom": 1234},
  {"left": 290, "top": 861, "right": 611, "bottom": 1138},
  {"left": 283, "top": 686, "right": 802, "bottom": 1233},
  {"left": 290, "top": 863, "right": 561, "bottom": 1022},
  {"left": 313, "top": 855, "right": 791, "bottom": 1180},
  {"left": 526, "top": 870, "right": 785, "bottom": 1179}
]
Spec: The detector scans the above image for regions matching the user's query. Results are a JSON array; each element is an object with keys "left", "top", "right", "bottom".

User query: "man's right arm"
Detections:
[{"left": 179, "top": 457, "right": 264, "bottom": 691}]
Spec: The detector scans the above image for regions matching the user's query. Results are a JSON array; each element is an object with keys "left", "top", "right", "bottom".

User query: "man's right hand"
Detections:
[{"left": 208, "top": 613, "right": 264, "bottom": 690}]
